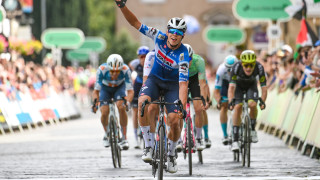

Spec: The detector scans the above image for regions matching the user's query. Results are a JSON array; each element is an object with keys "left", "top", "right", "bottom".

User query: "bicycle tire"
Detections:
[
  {"left": 187, "top": 117, "right": 192, "bottom": 175},
  {"left": 241, "top": 121, "right": 247, "bottom": 167},
  {"left": 246, "top": 116, "right": 251, "bottom": 167},
  {"left": 109, "top": 118, "right": 117, "bottom": 168},
  {"left": 117, "top": 124, "right": 122, "bottom": 168},
  {"left": 157, "top": 125, "right": 165, "bottom": 180},
  {"left": 198, "top": 150, "right": 203, "bottom": 164}
]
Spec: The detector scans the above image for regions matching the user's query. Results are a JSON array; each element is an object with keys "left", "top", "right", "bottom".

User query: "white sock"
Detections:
[
  {"left": 150, "top": 133, "right": 155, "bottom": 148},
  {"left": 196, "top": 127, "right": 202, "bottom": 140},
  {"left": 134, "top": 128, "right": 138, "bottom": 141},
  {"left": 168, "top": 139, "right": 178, "bottom": 156},
  {"left": 140, "top": 126, "right": 151, "bottom": 148}
]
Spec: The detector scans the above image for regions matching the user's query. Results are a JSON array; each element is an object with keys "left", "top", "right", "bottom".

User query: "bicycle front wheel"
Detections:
[
  {"left": 187, "top": 117, "right": 192, "bottom": 175},
  {"left": 157, "top": 125, "right": 165, "bottom": 180},
  {"left": 109, "top": 118, "right": 117, "bottom": 168},
  {"left": 245, "top": 116, "right": 251, "bottom": 167},
  {"left": 241, "top": 120, "right": 247, "bottom": 167},
  {"left": 116, "top": 124, "right": 122, "bottom": 168}
]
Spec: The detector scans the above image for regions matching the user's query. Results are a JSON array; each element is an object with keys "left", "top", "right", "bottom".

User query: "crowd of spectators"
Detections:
[
  {"left": 0, "top": 53, "right": 95, "bottom": 104},
  {"left": 257, "top": 41, "right": 320, "bottom": 97}
]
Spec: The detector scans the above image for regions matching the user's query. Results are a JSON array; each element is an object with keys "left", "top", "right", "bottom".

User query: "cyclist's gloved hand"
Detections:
[
  {"left": 115, "top": 0, "right": 127, "bottom": 8},
  {"left": 91, "top": 98, "right": 98, "bottom": 113},
  {"left": 178, "top": 109, "right": 187, "bottom": 119},
  {"left": 126, "top": 101, "right": 131, "bottom": 111},
  {"left": 228, "top": 100, "right": 234, "bottom": 111},
  {"left": 259, "top": 98, "right": 266, "bottom": 110}
]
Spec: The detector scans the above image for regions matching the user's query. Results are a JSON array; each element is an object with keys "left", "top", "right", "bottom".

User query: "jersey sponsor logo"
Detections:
[
  {"left": 179, "top": 62, "right": 189, "bottom": 73},
  {"left": 150, "top": 28, "right": 157, "bottom": 36},
  {"left": 157, "top": 50, "right": 174, "bottom": 66},
  {"left": 157, "top": 34, "right": 165, "bottom": 40},
  {"left": 232, "top": 75, "right": 237, "bottom": 81},
  {"left": 179, "top": 53, "right": 184, "bottom": 61},
  {"left": 164, "top": 44, "right": 167, "bottom": 48},
  {"left": 141, "top": 85, "right": 148, "bottom": 92},
  {"left": 260, "top": 76, "right": 266, "bottom": 83}
]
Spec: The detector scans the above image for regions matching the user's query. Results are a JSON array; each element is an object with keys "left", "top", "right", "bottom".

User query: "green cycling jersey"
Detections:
[{"left": 189, "top": 54, "right": 206, "bottom": 80}]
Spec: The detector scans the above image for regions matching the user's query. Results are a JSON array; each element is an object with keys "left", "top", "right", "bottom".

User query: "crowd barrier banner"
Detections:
[
  {"left": 0, "top": 86, "right": 80, "bottom": 132},
  {"left": 292, "top": 89, "right": 320, "bottom": 141},
  {"left": 306, "top": 98, "right": 320, "bottom": 148},
  {"left": 280, "top": 93, "right": 303, "bottom": 134},
  {"left": 270, "top": 90, "right": 293, "bottom": 129},
  {"left": 257, "top": 88, "right": 277, "bottom": 124}
]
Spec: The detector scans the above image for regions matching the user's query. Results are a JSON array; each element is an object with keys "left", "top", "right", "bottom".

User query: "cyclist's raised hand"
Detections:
[{"left": 115, "top": 0, "right": 127, "bottom": 8}]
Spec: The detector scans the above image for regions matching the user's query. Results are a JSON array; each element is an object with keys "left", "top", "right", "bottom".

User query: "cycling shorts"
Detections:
[
  {"left": 234, "top": 82, "right": 259, "bottom": 105},
  {"left": 132, "top": 81, "right": 142, "bottom": 108},
  {"left": 139, "top": 74, "right": 179, "bottom": 114},
  {"left": 188, "top": 74, "right": 200, "bottom": 98},
  {"left": 99, "top": 83, "right": 126, "bottom": 106}
]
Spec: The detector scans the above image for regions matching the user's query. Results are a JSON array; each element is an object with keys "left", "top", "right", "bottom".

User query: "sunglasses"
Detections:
[
  {"left": 168, "top": 28, "right": 184, "bottom": 36},
  {"left": 242, "top": 63, "right": 255, "bottom": 68}
]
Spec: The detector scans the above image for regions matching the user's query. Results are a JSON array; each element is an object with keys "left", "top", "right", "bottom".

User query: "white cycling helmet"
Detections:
[
  {"left": 224, "top": 55, "right": 238, "bottom": 69},
  {"left": 106, "top": 54, "right": 124, "bottom": 71},
  {"left": 184, "top": 44, "right": 194, "bottom": 58},
  {"left": 167, "top": 17, "right": 187, "bottom": 32}
]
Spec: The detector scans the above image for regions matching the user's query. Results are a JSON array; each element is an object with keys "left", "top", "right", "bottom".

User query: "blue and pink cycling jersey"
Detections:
[{"left": 139, "top": 24, "right": 190, "bottom": 82}]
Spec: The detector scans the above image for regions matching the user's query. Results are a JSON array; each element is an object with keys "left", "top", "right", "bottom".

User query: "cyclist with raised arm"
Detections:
[
  {"left": 129, "top": 46, "right": 149, "bottom": 149},
  {"left": 92, "top": 54, "right": 134, "bottom": 150},
  {"left": 214, "top": 55, "right": 238, "bottom": 145},
  {"left": 114, "top": 0, "right": 190, "bottom": 173},
  {"left": 228, "top": 50, "right": 267, "bottom": 152}
]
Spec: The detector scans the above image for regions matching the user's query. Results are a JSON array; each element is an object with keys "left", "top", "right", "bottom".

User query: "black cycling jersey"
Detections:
[{"left": 229, "top": 61, "right": 267, "bottom": 88}]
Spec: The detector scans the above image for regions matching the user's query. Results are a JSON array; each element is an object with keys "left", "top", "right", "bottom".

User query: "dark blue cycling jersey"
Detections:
[{"left": 139, "top": 24, "right": 190, "bottom": 82}]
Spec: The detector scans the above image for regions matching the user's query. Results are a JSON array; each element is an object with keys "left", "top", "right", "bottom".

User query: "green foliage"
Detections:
[{"left": 101, "top": 29, "right": 139, "bottom": 65}]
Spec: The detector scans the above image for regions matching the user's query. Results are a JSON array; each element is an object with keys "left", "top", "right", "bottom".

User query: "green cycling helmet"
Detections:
[{"left": 240, "top": 50, "right": 256, "bottom": 64}]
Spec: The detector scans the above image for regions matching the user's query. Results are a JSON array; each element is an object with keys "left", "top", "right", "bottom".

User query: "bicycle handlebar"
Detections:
[{"left": 140, "top": 99, "right": 184, "bottom": 117}]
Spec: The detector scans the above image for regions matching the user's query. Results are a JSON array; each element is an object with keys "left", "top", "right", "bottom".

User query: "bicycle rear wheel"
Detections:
[
  {"left": 187, "top": 117, "right": 192, "bottom": 175},
  {"left": 157, "top": 125, "right": 165, "bottom": 180},
  {"left": 245, "top": 116, "right": 251, "bottom": 167},
  {"left": 109, "top": 119, "right": 117, "bottom": 168}
]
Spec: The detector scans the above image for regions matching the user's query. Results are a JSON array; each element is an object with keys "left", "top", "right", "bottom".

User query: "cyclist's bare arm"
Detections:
[
  {"left": 126, "top": 89, "right": 134, "bottom": 103},
  {"left": 228, "top": 83, "right": 236, "bottom": 104},
  {"left": 118, "top": 6, "right": 142, "bottom": 30},
  {"left": 260, "top": 86, "right": 267, "bottom": 103},
  {"left": 199, "top": 79, "right": 209, "bottom": 109},
  {"left": 213, "top": 88, "right": 221, "bottom": 104},
  {"left": 179, "top": 81, "right": 188, "bottom": 110}
]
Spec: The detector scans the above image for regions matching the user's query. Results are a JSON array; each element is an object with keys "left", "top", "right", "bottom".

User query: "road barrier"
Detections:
[
  {"left": 0, "top": 86, "right": 80, "bottom": 135},
  {"left": 258, "top": 88, "right": 320, "bottom": 160}
]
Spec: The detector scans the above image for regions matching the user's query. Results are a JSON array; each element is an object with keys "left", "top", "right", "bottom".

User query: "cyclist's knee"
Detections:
[
  {"left": 221, "top": 103, "right": 228, "bottom": 111},
  {"left": 116, "top": 101, "right": 126, "bottom": 111},
  {"left": 248, "top": 101, "right": 257, "bottom": 108},
  {"left": 148, "top": 104, "right": 158, "bottom": 113},
  {"left": 234, "top": 104, "right": 242, "bottom": 111}
]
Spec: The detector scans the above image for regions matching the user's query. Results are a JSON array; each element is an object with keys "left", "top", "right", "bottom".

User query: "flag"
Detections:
[
  {"left": 296, "top": 18, "right": 319, "bottom": 47},
  {"left": 285, "top": 0, "right": 306, "bottom": 20}
]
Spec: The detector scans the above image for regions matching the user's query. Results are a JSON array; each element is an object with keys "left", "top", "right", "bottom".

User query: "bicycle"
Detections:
[
  {"left": 182, "top": 96, "right": 205, "bottom": 175},
  {"left": 140, "top": 91, "right": 183, "bottom": 180},
  {"left": 92, "top": 97, "right": 128, "bottom": 168},
  {"left": 230, "top": 93, "right": 264, "bottom": 167}
]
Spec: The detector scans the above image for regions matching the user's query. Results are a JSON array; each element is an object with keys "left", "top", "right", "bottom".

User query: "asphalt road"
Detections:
[{"left": 0, "top": 106, "right": 319, "bottom": 179}]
